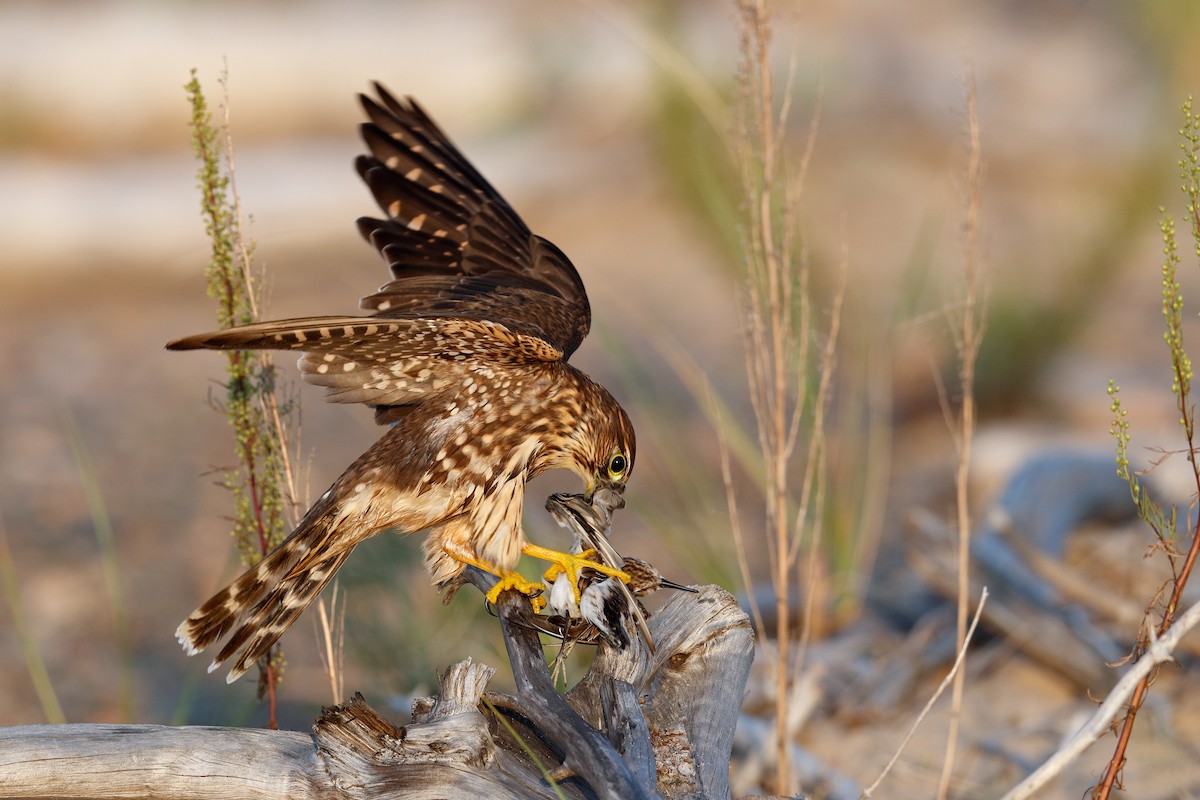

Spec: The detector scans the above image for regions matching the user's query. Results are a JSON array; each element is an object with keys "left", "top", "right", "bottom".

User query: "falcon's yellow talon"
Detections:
[
  {"left": 484, "top": 570, "right": 545, "bottom": 605},
  {"left": 522, "top": 543, "right": 631, "bottom": 604},
  {"left": 543, "top": 548, "right": 599, "bottom": 583}
]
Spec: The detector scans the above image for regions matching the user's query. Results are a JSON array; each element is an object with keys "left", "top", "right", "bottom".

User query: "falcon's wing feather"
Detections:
[
  {"left": 355, "top": 86, "right": 591, "bottom": 358},
  {"left": 166, "top": 87, "right": 587, "bottom": 425},
  {"left": 166, "top": 316, "right": 561, "bottom": 418}
]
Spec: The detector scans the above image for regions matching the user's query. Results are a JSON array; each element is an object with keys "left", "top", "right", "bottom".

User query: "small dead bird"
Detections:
[{"left": 539, "top": 491, "right": 695, "bottom": 651}]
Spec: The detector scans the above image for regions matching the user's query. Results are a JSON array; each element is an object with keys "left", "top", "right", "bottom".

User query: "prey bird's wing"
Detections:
[{"left": 355, "top": 85, "right": 591, "bottom": 359}]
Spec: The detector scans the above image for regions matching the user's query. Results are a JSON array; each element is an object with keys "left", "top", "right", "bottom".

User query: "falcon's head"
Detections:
[
  {"left": 557, "top": 386, "right": 636, "bottom": 501},
  {"left": 587, "top": 401, "right": 636, "bottom": 500}
]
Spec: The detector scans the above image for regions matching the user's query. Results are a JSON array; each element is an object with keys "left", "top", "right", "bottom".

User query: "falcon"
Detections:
[{"left": 173, "top": 84, "right": 636, "bottom": 683}]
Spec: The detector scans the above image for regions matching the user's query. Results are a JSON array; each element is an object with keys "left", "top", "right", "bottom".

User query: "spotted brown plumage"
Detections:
[{"left": 172, "top": 85, "right": 636, "bottom": 683}]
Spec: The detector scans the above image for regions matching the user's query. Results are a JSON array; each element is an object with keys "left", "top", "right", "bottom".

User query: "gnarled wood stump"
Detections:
[{"left": 0, "top": 584, "right": 752, "bottom": 800}]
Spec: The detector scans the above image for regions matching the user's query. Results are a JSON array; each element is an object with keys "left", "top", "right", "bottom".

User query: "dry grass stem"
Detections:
[
  {"left": 717, "top": 390, "right": 769, "bottom": 640},
  {"left": 217, "top": 69, "right": 305, "bottom": 525},
  {"left": 936, "top": 64, "right": 987, "bottom": 800},
  {"left": 729, "top": 0, "right": 841, "bottom": 791},
  {"left": 218, "top": 73, "right": 343, "bottom": 704},
  {"left": 860, "top": 588, "right": 989, "bottom": 799},
  {"left": 314, "top": 582, "right": 346, "bottom": 706},
  {"left": 218, "top": 68, "right": 261, "bottom": 324},
  {"left": 792, "top": 222, "right": 847, "bottom": 692}
]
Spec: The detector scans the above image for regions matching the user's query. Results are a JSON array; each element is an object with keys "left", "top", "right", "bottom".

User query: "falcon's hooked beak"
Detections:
[{"left": 584, "top": 479, "right": 627, "bottom": 506}]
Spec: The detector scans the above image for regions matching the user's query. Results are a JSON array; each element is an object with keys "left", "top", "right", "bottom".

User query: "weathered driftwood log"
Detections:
[
  {"left": 902, "top": 452, "right": 1147, "bottom": 692},
  {"left": 0, "top": 583, "right": 752, "bottom": 799}
]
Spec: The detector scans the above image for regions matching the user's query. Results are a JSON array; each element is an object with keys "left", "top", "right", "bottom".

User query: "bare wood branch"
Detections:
[
  {"left": 571, "top": 584, "right": 755, "bottom": 798},
  {"left": 0, "top": 724, "right": 320, "bottom": 800},
  {"left": 1001, "top": 597, "right": 1200, "bottom": 800},
  {"left": 907, "top": 508, "right": 1113, "bottom": 690},
  {"left": 601, "top": 678, "right": 657, "bottom": 789},
  {"left": 488, "top": 581, "right": 659, "bottom": 800}
]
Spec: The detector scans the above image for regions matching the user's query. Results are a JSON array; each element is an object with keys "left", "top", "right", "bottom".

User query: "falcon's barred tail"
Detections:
[{"left": 176, "top": 510, "right": 352, "bottom": 684}]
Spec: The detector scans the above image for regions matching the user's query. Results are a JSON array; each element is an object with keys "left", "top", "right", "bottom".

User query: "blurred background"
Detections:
[{"left": 4, "top": 0, "right": 1200, "bottom": 796}]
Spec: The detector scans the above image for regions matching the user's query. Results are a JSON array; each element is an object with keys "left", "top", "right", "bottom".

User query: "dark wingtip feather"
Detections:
[
  {"left": 359, "top": 85, "right": 385, "bottom": 114},
  {"left": 166, "top": 329, "right": 254, "bottom": 351},
  {"left": 371, "top": 82, "right": 405, "bottom": 114},
  {"left": 165, "top": 333, "right": 212, "bottom": 351},
  {"left": 356, "top": 215, "right": 382, "bottom": 240},
  {"left": 354, "top": 151, "right": 374, "bottom": 181}
]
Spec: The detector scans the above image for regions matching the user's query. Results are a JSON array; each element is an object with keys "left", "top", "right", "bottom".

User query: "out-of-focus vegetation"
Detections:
[{"left": 3, "top": 9, "right": 1200, "bottom": 797}]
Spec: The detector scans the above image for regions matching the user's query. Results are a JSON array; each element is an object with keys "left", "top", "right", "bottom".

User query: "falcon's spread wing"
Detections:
[
  {"left": 167, "top": 316, "right": 561, "bottom": 424},
  {"left": 168, "top": 85, "right": 593, "bottom": 425},
  {"left": 355, "top": 85, "right": 591, "bottom": 359}
]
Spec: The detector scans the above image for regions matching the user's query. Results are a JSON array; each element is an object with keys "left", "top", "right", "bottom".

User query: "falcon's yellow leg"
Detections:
[
  {"left": 450, "top": 551, "right": 546, "bottom": 612},
  {"left": 523, "top": 544, "right": 631, "bottom": 602}
]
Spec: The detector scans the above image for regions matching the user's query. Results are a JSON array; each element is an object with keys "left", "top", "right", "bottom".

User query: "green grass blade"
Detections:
[
  {"left": 62, "top": 411, "right": 136, "bottom": 722},
  {"left": 0, "top": 504, "right": 66, "bottom": 723}
]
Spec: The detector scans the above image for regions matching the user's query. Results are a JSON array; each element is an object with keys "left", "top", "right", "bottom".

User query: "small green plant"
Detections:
[
  {"left": 1096, "top": 96, "right": 1200, "bottom": 799},
  {"left": 185, "top": 70, "right": 303, "bottom": 727}
]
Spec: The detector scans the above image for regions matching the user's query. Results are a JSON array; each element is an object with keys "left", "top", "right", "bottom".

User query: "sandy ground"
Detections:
[{"left": 4, "top": 2, "right": 1200, "bottom": 797}]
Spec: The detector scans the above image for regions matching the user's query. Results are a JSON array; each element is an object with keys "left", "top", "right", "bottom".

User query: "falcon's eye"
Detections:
[{"left": 606, "top": 453, "right": 628, "bottom": 481}]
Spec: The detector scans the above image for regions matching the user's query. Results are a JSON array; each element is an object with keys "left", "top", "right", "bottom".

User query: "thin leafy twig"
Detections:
[
  {"left": 186, "top": 69, "right": 306, "bottom": 726},
  {"left": 1094, "top": 96, "right": 1200, "bottom": 799}
]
